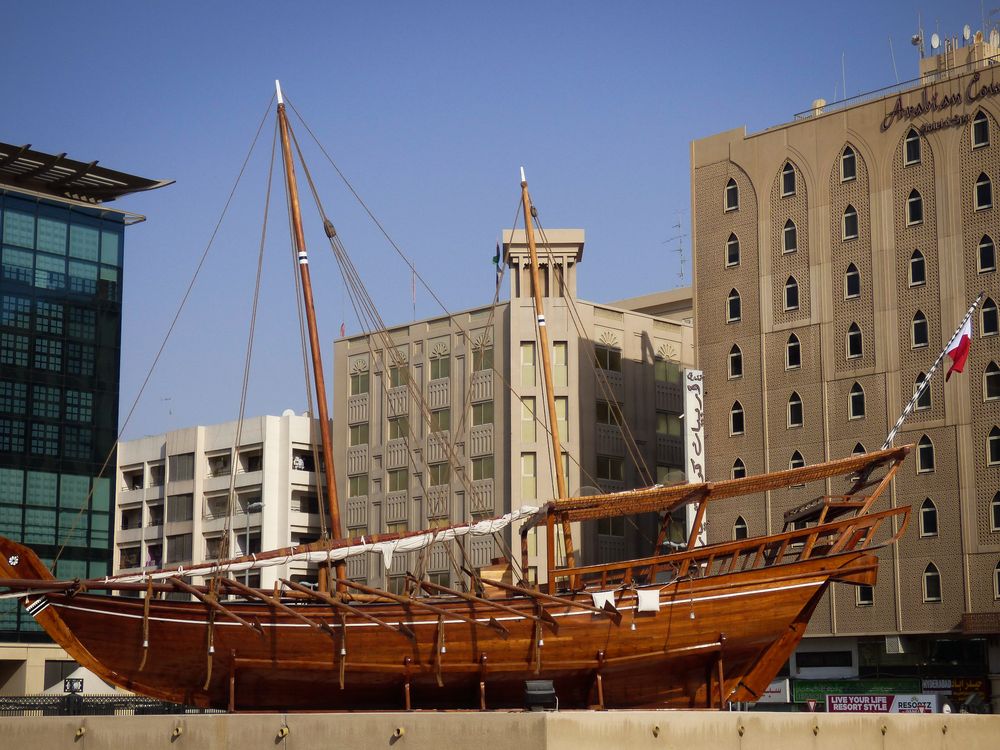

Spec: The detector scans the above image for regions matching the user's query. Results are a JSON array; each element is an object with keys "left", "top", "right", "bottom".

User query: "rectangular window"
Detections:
[
  {"left": 204, "top": 536, "right": 222, "bottom": 561},
  {"left": 796, "top": 651, "right": 853, "bottom": 669},
  {"left": 596, "top": 400, "right": 623, "bottom": 425},
  {"left": 428, "top": 463, "right": 449, "bottom": 486},
  {"left": 35, "top": 301, "right": 63, "bottom": 334},
  {"left": 348, "top": 475, "right": 369, "bottom": 497},
  {"left": 30, "top": 423, "right": 59, "bottom": 456},
  {"left": 520, "top": 453, "right": 536, "bottom": 500},
  {"left": 389, "top": 365, "right": 407, "bottom": 388},
  {"left": 0, "top": 332, "right": 29, "bottom": 367},
  {"left": 66, "top": 343, "right": 95, "bottom": 376},
  {"left": 1, "top": 295, "right": 31, "bottom": 328},
  {"left": 349, "top": 423, "right": 369, "bottom": 446},
  {"left": 472, "top": 456, "right": 494, "bottom": 481},
  {"left": 35, "top": 253, "right": 65, "bottom": 290},
  {"left": 36, "top": 217, "right": 67, "bottom": 254},
  {"left": 166, "top": 494, "right": 194, "bottom": 523},
  {"left": 553, "top": 341, "right": 568, "bottom": 386},
  {"left": 656, "top": 412, "right": 682, "bottom": 436},
  {"left": 386, "top": 521, "right": 408, "bottom": 535},
  {"left": 430, "top": 408, "right": 450, "bottom": 433},
  {"left": 68, "top": 260, "right": 97, "bottom": 295},
  {"left": 1, "top": 247, "right": 33, "bottom": 284},
  {"left": 67, "top": 307, "right": 96, "bottom": 340},
  {"left": 596, "top": 346, "right": 622, "bottom": 372},
  {"left": 520, "top": 342, "right": 536, "bottom": 385},
  {"left": 33, "top": 337, "right": 62, "bottom": 372},
  {"left": 597, "top": 516, "right": 625, "bottom": 536},
  {"left": 0, "top": 381, "right": 27, "bottom": 414},
  {"left": 63, "top": 425, "right": 91, "bottom": 460},
  {"left": 472, "top": 401, "right": 493, "bottom": 426},
  {"left": 166, "top": 534, "right": 192, "bottom": 564},
  {"left": 555, "top": 396, "right": 568, "bottom": 439},
  {"left": 350, "top": 371, "right": 369, "bottom": 395},
  {"left": 0, "top": 420, "right": 25, "bottom": 452},
  {"left": 168, "top": 453, "right": 195, "bottom": 482},
  {"left": 387, "top": 468, "right": 408, "bottom": 492},
  {"left": 388, "top": 415, "right": 409, "bottom": 439},
  {"left": 597, "top": 455, "right": 625, "bottom": 481},
  {"left": 521, "top": 397, "right": 536, "bottom": 442},
  {"left": 119, "top": 546, "right": 141, "bottom": 570},
  {"left": 472, "top": 346, "right": 493, "bottom": 372},
  {"left": 32, "top": 385, "right": 61, "bottom": 419},
  {"left": 69, "top": 225, "right": 100, "bottom": 261},
  {"left": 3, "top": 210, "right": 35, "bottom": 248},
  {"left": 430, "top": 356, "right": 450, "bottom": 380}
]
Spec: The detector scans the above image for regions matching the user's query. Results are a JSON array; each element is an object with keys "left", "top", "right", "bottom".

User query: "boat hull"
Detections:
[{"left": 0, "top": 536, "right": 872, "bottom": 711}]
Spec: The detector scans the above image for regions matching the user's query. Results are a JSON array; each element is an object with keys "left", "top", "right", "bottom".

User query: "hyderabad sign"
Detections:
[{"left": 880, "top": 71, "right": 1000, "bottom": 133}]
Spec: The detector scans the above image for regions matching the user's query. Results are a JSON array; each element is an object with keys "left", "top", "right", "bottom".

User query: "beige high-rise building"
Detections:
[
  {"left": 691, "top": 35, "right": 1000, "bottom": 707},
  {"left": 332, "top": 229, "right": 694, "bottom": 591}
]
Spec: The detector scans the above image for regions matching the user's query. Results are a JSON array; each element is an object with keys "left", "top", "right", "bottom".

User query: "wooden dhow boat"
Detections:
[{"left": 0, "top": 84, "right": 914, "bottom": 711}]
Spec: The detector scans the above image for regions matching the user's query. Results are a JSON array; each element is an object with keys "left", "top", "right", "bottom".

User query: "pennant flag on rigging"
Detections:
[{"left": 945, "top": 317, "right": 973, "bottom": 380}]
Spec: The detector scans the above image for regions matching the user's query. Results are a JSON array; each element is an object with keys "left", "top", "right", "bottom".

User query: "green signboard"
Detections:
[{"left": 792, "top": 679, "right": 921, "bottom": 703}]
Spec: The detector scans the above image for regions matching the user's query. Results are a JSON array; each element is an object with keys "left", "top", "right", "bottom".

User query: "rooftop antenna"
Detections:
[
  {"left": 662, "top": 212, "right": 687, "bottom": 285},
  {"left": 889, "top": 36, "right": 900, "bottom": 82},
  {"left": 841, "top": 51, "right": 847, "bottom": 100},
  {"left": 912, "top": 13, "right": 925, "bottom": 58}
]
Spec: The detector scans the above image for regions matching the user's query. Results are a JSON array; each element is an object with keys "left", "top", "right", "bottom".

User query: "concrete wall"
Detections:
[{"left": 0, "top": 711, "right": 997, "bottom": 750}]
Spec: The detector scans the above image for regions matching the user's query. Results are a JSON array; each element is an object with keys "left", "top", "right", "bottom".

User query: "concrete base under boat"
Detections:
[{"left": 1, "top": 710, "right": 997, "bottom": 750}]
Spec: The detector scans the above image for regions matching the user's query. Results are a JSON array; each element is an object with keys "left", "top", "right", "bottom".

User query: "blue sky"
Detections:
[{"left": 4, "top": 1, "right": 988, "bottom": 437}]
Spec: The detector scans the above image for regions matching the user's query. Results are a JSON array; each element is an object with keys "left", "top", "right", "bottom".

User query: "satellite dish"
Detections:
[
  {"left": 931, "top": 32, "right": 941, "bottom": 50},
  {"left": 992, "top": 29, "right": 1000, "bottom": 48},
  {"left": 964, "top": 24, "right": 972, "bottom": 41}
]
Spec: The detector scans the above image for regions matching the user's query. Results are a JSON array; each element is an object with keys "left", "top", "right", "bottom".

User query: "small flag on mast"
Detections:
[
  {"left": 340, "top": 322, "right": 346, "bottom": 338},
  {"left": 493, "top": 241, "right": 502, "bottom": 291},
  {"left": 945, "top": 317, "right": 973, "bottom": 380}
]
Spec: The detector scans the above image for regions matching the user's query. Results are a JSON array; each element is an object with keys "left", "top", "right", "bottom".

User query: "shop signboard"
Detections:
[
  {"left": 826, "top": 694, "right": 938, "bottom": 713},
  {"left": 756, "top": 678, "right": 790, "bottom": 703},
  {"left": 793, "top": 678, "right": 920, "bottom": 703}
]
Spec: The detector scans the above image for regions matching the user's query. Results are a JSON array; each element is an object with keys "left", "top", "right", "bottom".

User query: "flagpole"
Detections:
[{"left": 882, "top": 292, "right": 985, "bottom": 450}]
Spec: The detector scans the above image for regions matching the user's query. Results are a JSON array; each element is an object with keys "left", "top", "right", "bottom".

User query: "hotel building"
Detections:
[{"left": 691, "top": 34, "right": 1000, "bottom": 708}]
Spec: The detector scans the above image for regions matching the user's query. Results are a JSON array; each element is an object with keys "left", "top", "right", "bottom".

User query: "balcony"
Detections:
[
  {"left": 346, "top": 555, "right": 368, "bottom": 581},
  {"left": 385, "top": 438, "right": 408, "bottom": 469},
  {"left": 656, "top": 381, "right": 684, "bottom": 413},
  {"left": 347, "top": 444, "right": 369, "bottom": 475},
  {"left": 387, "top": 385, "right": 408, "bottom": 417},
  {"left": 596, "top": 423, "right": 626, "bottom": 456},
  {"left": 470, "top": 479, "right": 495, "bottom": 516},
  {"left": 597, "top": 535, "right": 626, "bottom": 563},
  {"left": 348, "top": 393, "right": 369, "bottom": 425},
  {"left": 426, "top": 485, "right": 450, "bottom": 519},
  {"left": 469, "top": 424, "right": 493, "bottom": 457},
  {"left": 470, "top": 370, "right": 493, "bottom": 402},
  {"left": 385, "top": 491, "right": 408, "bottom": 523},
  {"left": 469, "top": 536, "right": 497, "bottom": 568},
  {"left": 427, "top": 378, "right": 450, "bottom": 410},
  {"left": 346, "top": 497, "right": 368, "bottom": 528},
  {"left": 427, "top": 431, "right": 451, "bottom": 464},
  {"left": 656, "top": 434, "right": 685, "bottom": 466}
]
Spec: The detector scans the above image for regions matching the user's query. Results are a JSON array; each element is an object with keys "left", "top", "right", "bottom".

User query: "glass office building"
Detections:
[{"left": 0, "top": 142, "right": 169, "bottom": 640}]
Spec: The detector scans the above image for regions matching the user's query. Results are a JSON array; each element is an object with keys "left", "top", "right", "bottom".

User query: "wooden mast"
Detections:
[
  {"left": 519, "top": 169, "right": 575, "bottom": 570},
  {"left": 275, "top": 81, "right": 346, "bottom": 588}
]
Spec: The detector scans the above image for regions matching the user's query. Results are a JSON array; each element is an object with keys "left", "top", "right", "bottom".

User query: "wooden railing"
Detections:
[{"left": 554, "top": 506, "right": 909, "bottom": 592}]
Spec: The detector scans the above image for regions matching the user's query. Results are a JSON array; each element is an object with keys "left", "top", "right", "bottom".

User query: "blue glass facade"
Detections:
[{"left": 0, "top": 191, "right": 124, "bottom": 639}]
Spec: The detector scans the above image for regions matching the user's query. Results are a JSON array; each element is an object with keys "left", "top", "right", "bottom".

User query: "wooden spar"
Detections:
[
  {"left": 167, "top": 577, "right": 262, "bottom": 634},
  {"left": 275, "top": 82, "right": 345, "bottom": 590},
  {"left": 335, "top": 577, "right": 510, "bottom": 637},
  {"left": 475, "top": 575, "right": 622, "bottom": 625},
  {"left": 220, "top": 578, "right": 330, "bottom": 636},
  {"left": 409, "top": 575, "right": 559, "bottom": 634},
  {"left": 519, "top": 170, "right": 574, "bottom": 570},
  {"left": 279, "top": 578, "right": 416, "bottom": 641}
]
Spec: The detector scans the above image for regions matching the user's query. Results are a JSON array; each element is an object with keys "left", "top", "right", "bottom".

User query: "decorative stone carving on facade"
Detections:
[
  {"left": 656, "top": 342, "right": 679, "bottom": 362},
  {"left": 349, "top": 357, "right": 369, "bottom": 374},
  {"left": 429, "top": 338, "right": 450, "bottom": 358},
  {"left": 597, "top": 329, "right": 620, "bottom": 349},
  {"left": 471, "top": 328, "right": 493, "bottom": 350}
]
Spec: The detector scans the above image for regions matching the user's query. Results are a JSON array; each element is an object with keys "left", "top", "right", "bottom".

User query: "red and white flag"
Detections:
[{"left": 945, "top": 317, "right": 973, "bottom": 380}]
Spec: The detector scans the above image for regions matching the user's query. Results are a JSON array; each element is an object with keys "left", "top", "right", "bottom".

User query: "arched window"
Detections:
[
  {"left": 784, "top": 276, "right": 799, "bottom": 311},
  {"left": 842, "top": 205, "right": 859, "bottom": 240},
  {"left": 976, "top": 173, "right": 994, "bottom": 211},
  {"left": 789, "top": 450, "right": 805, "bottom": 470},
  {"left": 730, "top": 402, "right": 745, "bottom": 436},
  {"left": 844, "top": 263, "right": 861, "bottom": 298},
  {"left": 985, "top": 362, "right": 1000, "bottom": 401},
  {"left": 994, "top": 561, "right": 1000, "bottom": 600},
  {"left": 783, "top": 219, "right": 797, "bottom": 253},
  {"left": 904, "top": 128, "right": 921, "bottom": 165},
  {"left": 725, "top": 178, "right": 739, "bottom": 211},
  {"left": 909, "top": 249, "right": 926, "bottom": 286},
  {"left": 915, "top": 372, "right": 931, "bottom": 410},
  {"left": 841, "top": 146, "right": 857, "bottom": 182},
  {"left": 849, "top": 382, "right": 865, "bottom": 419},
  {"left": 726, "top": 233, "right": 740, "bottom": 267},
  {"left": 982, "top": 297, "right": 999, "bottom": 336},
  {"left": 733, "top": 516, "right": 749, "bottom": 540},
  {"left": 781, "top": 162, "right": 796, "bottom": 196},
  {"left": 973, "top": 110, "right": 990, "bottom": 148},
  {"left": 787, "top": 392, "right": 803, "bottom": 428},
  {"left": 989, "top": 426, "right": 1000, "bottom": 466},
  {"left": 727, "top": 289, "right": 741, "bottom": 322},
  {"left": 732, "top": 458, "right": 747, "bottom": 479},
  {"left": 917, "top": 434, "right": 935, "bottom": 473},
  {"left": 907, "top": 189, "right": 924, "bottom": 225},
  {"left": 846, "top": 323, "right": 863, "bottom": 359},
  {"left": 919, "top": 498, "right": 938, "bottom": 537},
  {"left": 923, "top": 563, "right": 942, "bottom": 602},
  {"left": 993, "top": 492, "right": 1000, "bottom": 531},
  {"left": 911, "top": 310, "right": 929, "bottom": 348},
  {"left": 728, "top": 344, "right": 743, "bottom": 379},
  {"left": 979, "top": 235, "right": 996, "bottom": 273},
  {"left": 853, "top": 442, "right": 867, "bottom": 455},
  {"left": 786, "top": 333, "right": 801, "bottom": 369}
]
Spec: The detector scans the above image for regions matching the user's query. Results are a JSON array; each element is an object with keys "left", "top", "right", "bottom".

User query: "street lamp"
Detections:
[{"left": 244, "top": 500, "right": 263, "bottom": 586}]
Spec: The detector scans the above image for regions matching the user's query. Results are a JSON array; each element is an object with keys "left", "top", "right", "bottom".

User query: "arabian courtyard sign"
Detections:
[{"left": 881, "top": 71, "right": 1000, "bottom": 133}]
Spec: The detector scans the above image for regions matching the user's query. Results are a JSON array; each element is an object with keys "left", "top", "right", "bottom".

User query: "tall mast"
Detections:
[
  {"left": 519, "top": 169, "right": 575, "bottom": 570},
  {"left": 275, "top": 81, "right": 346, "bottom": 586}
]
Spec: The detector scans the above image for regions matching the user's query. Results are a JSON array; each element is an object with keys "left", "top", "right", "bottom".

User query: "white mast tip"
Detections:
[
  {"left": 520, "top": 166, "right": 526, "bottom": 184},
  {"left": 275, "top": 80, "right": 284, "bottom": 105}
]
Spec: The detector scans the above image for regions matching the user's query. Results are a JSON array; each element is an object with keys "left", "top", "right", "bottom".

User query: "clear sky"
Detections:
[{"left": 4, "top": 1, "right": 988, "bottom": 438}]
